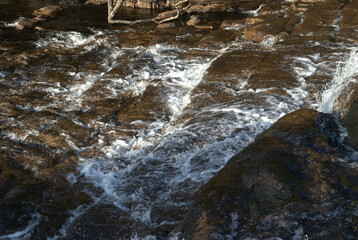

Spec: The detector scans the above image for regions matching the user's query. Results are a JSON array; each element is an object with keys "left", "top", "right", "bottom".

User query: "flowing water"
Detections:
[{"left": 1, "top": 1, "right": 358, "bottom": 239}]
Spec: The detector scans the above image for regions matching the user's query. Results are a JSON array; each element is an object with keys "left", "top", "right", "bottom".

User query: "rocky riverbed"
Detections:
[{"left": 1, "top": 0, "right": 358, "bottom": 239}]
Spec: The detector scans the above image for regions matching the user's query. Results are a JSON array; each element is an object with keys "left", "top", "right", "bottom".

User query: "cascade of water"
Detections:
[
  {"left": 3, "top": 7, "right": 358, "bottom": 237},
  {"left": 318, "top": 47, "right": 358, "bottom": 113},
  {"left": 70, "top": 37, "right": 315, "bottom": 239}
]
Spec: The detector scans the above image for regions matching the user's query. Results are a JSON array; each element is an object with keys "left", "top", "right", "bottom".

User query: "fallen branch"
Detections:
[
  {"left": 107, "top": 0, "right": 188, "bottom": 25},
  {"left": 108, "top": 0, "right": 124, "bottom": 20},
  {"left": 158, "top": 0, "right": 188, "bottom": 24},
  {"left": 108, "top": 18, "right": 157, "bottom": 24}
]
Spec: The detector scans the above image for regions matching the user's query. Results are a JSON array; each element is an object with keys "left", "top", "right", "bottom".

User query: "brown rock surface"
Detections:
[
  {"left": 32, "top": 5, "right": 62, "bottom": 18},
  {"left": 178, "top": 109, "right": 358, "bottom": 239},
  {"left": 16, "top": 17, "right": 46, "bottom": 30},
  {"left": 291, "top": 0, "right": 347, "bottom": 41},
  {"left": 85, "top": 0, "right": 107, "bottom": 5},
  {"left": 16, "top": 5, "right": 63, "bottom": 30},
  {"left": 337, "top": 0, "right": 358, "bottom": 43},
  {"left": 189, "top": 0, "right": 267, "bottom": 12},
  {"left": 340, "top": 83, "right": 358, "bottom": 150}
]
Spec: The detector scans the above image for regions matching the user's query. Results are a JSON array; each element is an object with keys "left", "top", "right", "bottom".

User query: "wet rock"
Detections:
[
  {"left": 85, "top": 0, "right": 107, "bottom": 5},
  {"left": 292, "top": 0, "right": 346, "bottom": 41},
  {"left": 199, "top": 29, "right": 234, "bottom": 47},
  {"left": 16, "top": 5, "right": 63, "bottom": 31},
  {"left": 157, "top": 22, "right": 176, "bottom": 29},
  {"left": 188, "top": 0, "right": 267, "bottom": 12},
  {"left": 220, "top": 19, "right": 244, "bottom": 29},
  {"left": 244, "top": 17, "right": 263, "bottom": 25},
  {"left": 202, "top": 3, "right": 224, "bottom": 13},
  {"left": 244, "top": 18, "right": 286, "bottom": 43},
  {"left": 121, "top": 0, "right": 169, "bottom": 9},
  {"left": 187, "top": 4, "right": 205, "bottom": 13},
  {"left": 156, "top": 10, "right": 178, "bottom": 21},
  {"left": 3, "top": 0, "right": 358, "bottom": 238},
  {"left": 16, "top": 17, "right": 45, "bottom": 30},
  {"left": 186, "top": 15, "right": 201, "bottom": 26},
  {"left": 0, "top": 134, "right": 93, "bottom": 238},
  {"left": 178, "top": 109, "right": 358, "bottom": 239},
  {"left": 65, "top": 203, "right": 139, "bottom": 239},
  {"left": 117, "top": 84, "right": 171, "bottom": 125},
  {"left": 340, "top": 83, "right": 358, "bottom": 150},
  {"left": 337, "top": 0, "right": 358, "bottom": 43},
  {"left": 32, "top": 5, "right": 62, "bottom": 18}
]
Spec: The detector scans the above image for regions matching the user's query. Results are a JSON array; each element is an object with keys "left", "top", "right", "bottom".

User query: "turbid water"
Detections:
[{"left": 1, "top": 0, "right": 358, "bottom": 239}]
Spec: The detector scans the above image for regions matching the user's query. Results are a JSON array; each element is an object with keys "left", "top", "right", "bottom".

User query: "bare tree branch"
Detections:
[
  {"left": 158, "top": 0, "right": 188, "bottom": 24},
  {"left": 109, "top": 0, "right": 124, "bottom": 20},
  {"left": 107, "top": 0, "right": 113, "bottom": 17},
  {"left": 107, "top": 0, "right": 188, "bottom": 25},
  {"left": 109, "top": 18, "right": 157, "bottom": 24}
]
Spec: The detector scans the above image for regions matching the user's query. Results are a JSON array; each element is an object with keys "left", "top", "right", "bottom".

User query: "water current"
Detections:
[{"left": 1, "top": 1, "right": 358, "bottom": 239}]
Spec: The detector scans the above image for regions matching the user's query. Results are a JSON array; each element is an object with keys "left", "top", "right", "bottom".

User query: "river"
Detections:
[{"left": 1, "top": 0, "right": 358, "bottom": 239}]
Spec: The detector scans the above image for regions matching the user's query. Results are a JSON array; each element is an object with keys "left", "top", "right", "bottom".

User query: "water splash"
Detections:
[
  {"left": 75, "top": 41, "right": 311, "bottom": 238},
  {"left": 0, "top": 214, "right": 41, "bottom": 240},
  {"left": 0, "top": 17, "right": 23, "bottom": 28},
  {"left": 318, "top": 47, "right": 358, "bottom": 113},
  {"left": 35, "top": 30, "right": 105, "bottom": 49},
  {"left": 243, "top": 4, "right": 264, "bottom": 17}
]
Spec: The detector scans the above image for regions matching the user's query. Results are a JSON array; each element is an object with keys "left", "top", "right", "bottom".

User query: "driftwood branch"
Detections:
[
  {"left": 109, "top": 0, "right": 124, "bottom": 20},
  {"left": 158, "top": 0, "right": 188, "bottom": 24},
  {"left": 107, "top": 0, "right": 113, "bottom": 17},
  {"left": 107, "top": 0, "right": 188, "bottom": 25},
  {"left": 108, "top": 18, "right": 157, "bottom": 24},
  {"left": 107, "top": 0, "right": 156, "bottom": 24}
]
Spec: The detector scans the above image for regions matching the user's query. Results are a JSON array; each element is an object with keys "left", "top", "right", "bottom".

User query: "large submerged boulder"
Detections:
[{"left": 177, "top": 109, "right": 358, "bottom": 239}]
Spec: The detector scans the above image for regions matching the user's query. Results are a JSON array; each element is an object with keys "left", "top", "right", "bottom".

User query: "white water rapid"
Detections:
[
  {"left": 318, "top": 47, "right": 358, "bottom": 113},
  {"left": 1, "top": 19, "right": 358, "bottom": 239}
]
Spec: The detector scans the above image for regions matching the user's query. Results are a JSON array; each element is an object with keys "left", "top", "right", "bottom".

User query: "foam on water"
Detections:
[
  {"left": 4, "top": 22, "right": 356, "bottom": 238},
  {"left": 318, "top": 47, "right": 358, "bottom": 113},
  {"left": 0, "top": 17, "right": 23, "bottom": 28},
  {"left": 47, "top": 200, "right": 102, "bottom": 240},
  {"left": 73, "top": 41, "right": 312, "bottom": 238},
  {"left": 38, "top": 43, "right": 215, "bottom": 112},
  {"left": 331, "top": 7, "right": 343, "bottom": 37},
  {"left": 131, "top": 234, "right": 157, "bottom": 240},
  {"left": 0, "top": 214, "right": 41, "bottom": 240},
  {"left": 243, "top": 4, "right": 264, "bottom": 17},
  {"left": 74, "top": 45, "right": 239, "bottom": 230},
  {"left": 123, "top": 44, "right": 214, "bottom": 105},
  {"left": 42, "top": 44, "right": 122, "bottom": 110},
  {"left": 35, "top": 30, "right": 105, "bottom": 49},
  {"left": 287, "top": 55, "right": 317, "bottom": 105},
  {"left": 261, "top": 36, "right": 277, "bottom": 49}
]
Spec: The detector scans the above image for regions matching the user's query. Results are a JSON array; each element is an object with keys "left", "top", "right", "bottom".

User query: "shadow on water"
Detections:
[
  {"left": 39, "top": 6, "right": 159, "bottom": 31},
  {"left": 0, "top": 0, "right": 56, "bottom": 19}
]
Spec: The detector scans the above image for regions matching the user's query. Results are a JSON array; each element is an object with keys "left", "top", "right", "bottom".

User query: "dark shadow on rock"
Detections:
[{"left": 177, "top": 109, "right": 358, "bottom": 239}]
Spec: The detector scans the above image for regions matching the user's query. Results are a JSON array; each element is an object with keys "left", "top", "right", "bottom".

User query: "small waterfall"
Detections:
[{"left": 318, "top": 47, "right": 358, "bottom": 113}]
